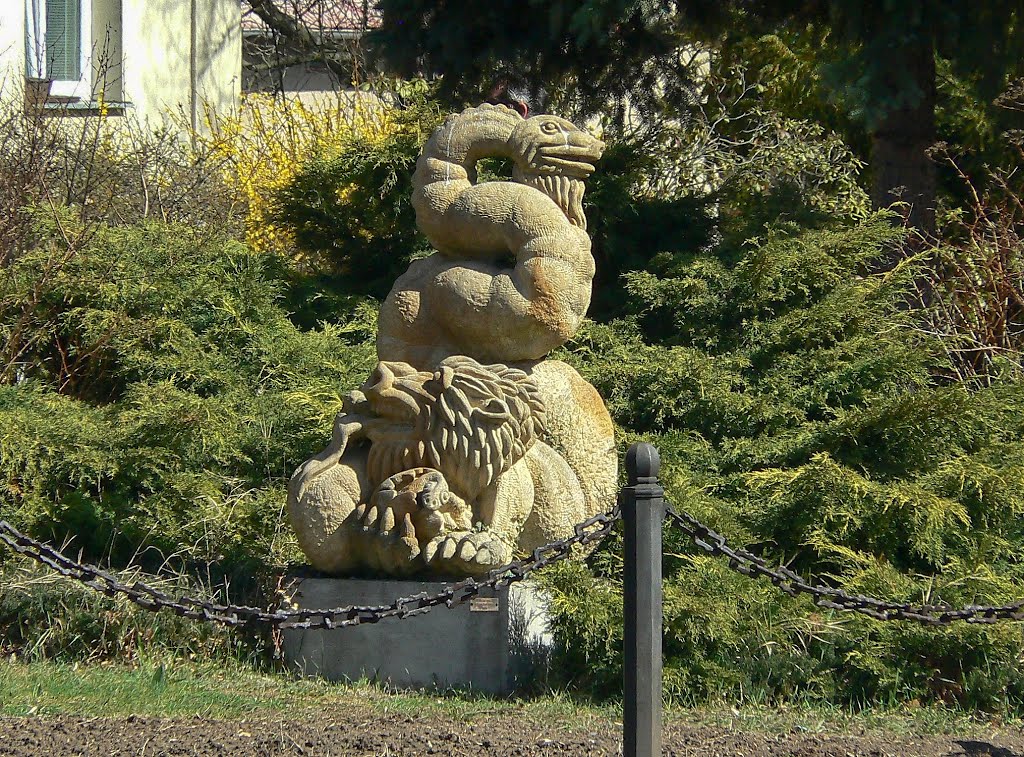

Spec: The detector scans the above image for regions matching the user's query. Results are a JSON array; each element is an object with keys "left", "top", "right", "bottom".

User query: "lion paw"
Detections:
[
  {"left": 354, "top": 501, "right": 420, "bottom": 576},
  {"left": 353, "top": 467, "right": 474, "bottom": 574},
  {"left": 423, "top": 530, "right": 512, "bottom": 576}
]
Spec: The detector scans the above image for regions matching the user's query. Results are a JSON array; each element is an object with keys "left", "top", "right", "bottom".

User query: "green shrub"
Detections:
[
  {"left": 272, "top": 93, "right": 444, "bottom": 301},
  {"left": 0, "top": 211, "right": 376, "bottom": 571},
  {"left": 543, "top": 205, "right": 1024, "bottom": 709},
  {"left": 0, "top": 100, "right": 379, "bottom": 662}
]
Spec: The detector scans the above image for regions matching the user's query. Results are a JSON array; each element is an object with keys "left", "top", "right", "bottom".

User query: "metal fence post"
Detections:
[{"left": 622, "top": 442, "right": 664, "bottom": 757}]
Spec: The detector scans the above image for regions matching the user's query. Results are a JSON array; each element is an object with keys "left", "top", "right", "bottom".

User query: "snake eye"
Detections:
[{"left": 541, "top": 121, "right": 560, "bottom": 135}]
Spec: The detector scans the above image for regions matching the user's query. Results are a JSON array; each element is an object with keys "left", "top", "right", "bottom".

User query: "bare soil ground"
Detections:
[{"left": 2, "top": 711, "right": 1023, "bottom": 756}]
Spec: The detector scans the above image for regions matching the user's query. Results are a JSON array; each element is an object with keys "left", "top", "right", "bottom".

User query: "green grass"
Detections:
[
  {"left": 0, "top": 660, "right": 302, "bottom": 718},
  {"left": 0, "top": 658, "right": 616, "bottom": 722},
  {"left": 675, "top": 700, "right": 1020, "bottom": 738},
  {"left": 1, "top": 658, "right": 1020, "bottom": 740}
]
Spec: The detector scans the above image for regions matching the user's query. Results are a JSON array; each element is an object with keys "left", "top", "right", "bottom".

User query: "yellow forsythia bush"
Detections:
[{"left": 200, "top": 92, "right": 398, "bottom": 254}]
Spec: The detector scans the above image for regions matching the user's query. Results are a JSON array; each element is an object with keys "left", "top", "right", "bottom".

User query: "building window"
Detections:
[{"left": 25, "top": 0, "right": 92, "bottom": 99}]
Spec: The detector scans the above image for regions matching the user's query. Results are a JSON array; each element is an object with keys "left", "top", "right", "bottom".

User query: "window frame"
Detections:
[{"left": 25, "top": 0, "right": 93, "bottom": 100}]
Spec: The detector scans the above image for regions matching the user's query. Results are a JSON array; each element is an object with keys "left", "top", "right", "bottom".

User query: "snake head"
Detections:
[{"left": 509, "top": 115, "right": 605, "bottom": 179}]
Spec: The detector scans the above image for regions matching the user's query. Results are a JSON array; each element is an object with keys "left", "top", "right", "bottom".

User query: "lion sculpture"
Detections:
[{"left": 288, "top": 104, "right": 617, "bottom": 577}]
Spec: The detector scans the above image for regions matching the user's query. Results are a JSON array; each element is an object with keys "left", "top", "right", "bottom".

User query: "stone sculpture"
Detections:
[{"left": 288, "top": 104, "right": 617, "bottom": 576}]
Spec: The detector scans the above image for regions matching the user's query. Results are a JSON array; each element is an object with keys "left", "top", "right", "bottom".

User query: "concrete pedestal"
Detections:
[{"left": 280, "top": 578, "right": 552, "bottom": 695}]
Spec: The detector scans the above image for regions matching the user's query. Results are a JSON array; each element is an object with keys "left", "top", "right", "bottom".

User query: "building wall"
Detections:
[
  {"left": 92, "top": 0, "right": 124, "bottom": 102},
  {"left": 192, "top": 0, "right": 241, "bottom": 121},
  {"left": 0, "top": 0, "right": 240, "bottom": 129},
  {"left": 122, "top": 0, "right": 240, "bottom": 128},
  {"left": 0, "top": 4, "right": 27, "bottom": 94}
]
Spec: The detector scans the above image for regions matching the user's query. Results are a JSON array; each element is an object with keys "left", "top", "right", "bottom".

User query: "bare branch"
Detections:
[{"left": 242, "top": 0, "right": 372, "bottom": 91}]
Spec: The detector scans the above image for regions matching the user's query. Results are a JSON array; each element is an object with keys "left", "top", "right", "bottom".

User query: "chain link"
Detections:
[
  {"left": 665, "top": 504, "right": 1024, "bottom": 625},
  {"left": 0, "top": 505, "right": 620, "bottom": 631}
]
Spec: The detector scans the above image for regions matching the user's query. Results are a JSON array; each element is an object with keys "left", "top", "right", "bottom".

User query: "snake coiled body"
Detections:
[{"left": 377, "top": 104, "right": 605, "bottom": 369}]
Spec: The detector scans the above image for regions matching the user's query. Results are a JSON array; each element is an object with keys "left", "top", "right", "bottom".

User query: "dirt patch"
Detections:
[{"left": 1, "top": 711, "right": 1023, "bottom": 756}]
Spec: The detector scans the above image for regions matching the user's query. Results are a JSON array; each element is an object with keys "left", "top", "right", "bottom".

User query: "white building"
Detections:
[{"left": 0, "top": 0, "right": 241, "bottom": 128}]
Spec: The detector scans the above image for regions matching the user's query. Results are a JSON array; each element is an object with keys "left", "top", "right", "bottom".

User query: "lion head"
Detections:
[{"left": 345, "top": 356, "right": 546, "bottom": 501}]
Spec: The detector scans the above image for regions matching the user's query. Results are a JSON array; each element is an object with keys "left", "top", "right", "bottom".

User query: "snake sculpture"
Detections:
[
  {"left": 378, "top": 103, "right": 605, "bottom": 367},
  {"left": 288, "top": 104, "right": 617, "bottom": 576}
]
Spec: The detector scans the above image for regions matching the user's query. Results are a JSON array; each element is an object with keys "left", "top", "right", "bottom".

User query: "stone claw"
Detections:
[
  {"left": 424, "top": 530, "right": 511, "bottom": 576},
  {"left": 365, "top": 529, "right": 421, "bottom": 576}
]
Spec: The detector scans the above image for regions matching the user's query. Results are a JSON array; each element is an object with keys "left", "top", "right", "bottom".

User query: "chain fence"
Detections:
[
  {"left": 3, "top": 498, "right": 1024, "bottom": 629},
  {"left": 0, "top": 505, "right": 620, "bottom": 630},
  {"left": 664, "top": 504, "right": 1024, "bottom": 625}
]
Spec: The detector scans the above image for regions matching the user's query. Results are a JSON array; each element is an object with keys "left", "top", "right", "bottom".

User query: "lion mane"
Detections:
[{"left": 358, "top": 356, "right": 546, "bottom": 502}]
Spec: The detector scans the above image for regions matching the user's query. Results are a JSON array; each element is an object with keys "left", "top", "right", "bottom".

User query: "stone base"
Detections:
[{"left": 280, "top": 578, "right": 552, "bottom": 695}]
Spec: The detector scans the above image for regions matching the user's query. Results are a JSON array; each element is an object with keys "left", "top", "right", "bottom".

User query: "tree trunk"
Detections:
[{"left": 869, "top": 38, "right": 937, "bottom": 241}]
